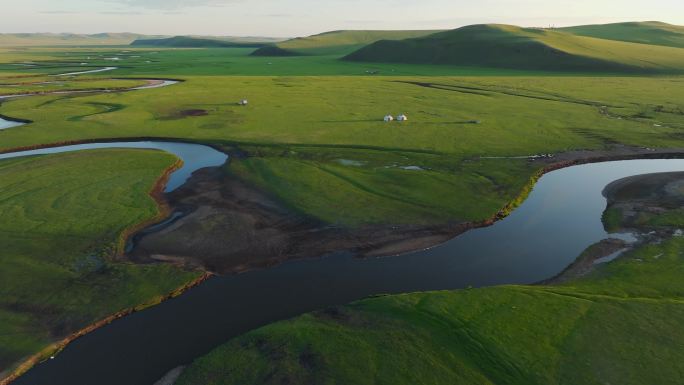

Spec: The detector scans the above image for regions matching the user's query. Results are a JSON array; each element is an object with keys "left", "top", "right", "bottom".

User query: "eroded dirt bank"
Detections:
[
  {"left": 129, "top": 144, "right": 684, "bottom": 275},
  {"left": 128, "top": 165, "right": 477, "bottom": 274}
]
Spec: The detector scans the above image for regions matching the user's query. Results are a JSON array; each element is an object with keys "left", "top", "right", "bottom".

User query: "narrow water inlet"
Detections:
[
  {"left": 0, "top": 141, "right": 229, "bottom": 192},
  {"left": 0, "top": 115, "right": 26, "bottom": 130},
  {"left": 52, "top": 66, "right": 118, "bottom": 76}
]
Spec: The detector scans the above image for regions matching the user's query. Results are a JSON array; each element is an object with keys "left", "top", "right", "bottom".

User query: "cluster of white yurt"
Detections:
[{"left": 383, "top": 114, "right": 408, "bottom": 122}]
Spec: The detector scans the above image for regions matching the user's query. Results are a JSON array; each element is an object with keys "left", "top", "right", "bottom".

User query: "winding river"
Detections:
[
  {"left": 2, "top": 73, "right": 683, "bottom": 385},
  {"left": 0, "top": 77, "right": 178, "bottom": 114},
  {"left": 3, "top": 151, "right": 682, "bottom": 385}
]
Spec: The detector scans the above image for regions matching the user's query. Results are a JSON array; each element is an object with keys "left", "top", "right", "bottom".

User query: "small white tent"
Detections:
[
  {"left": 397, "top": 114, "right": 408, "bottom": 122},
  {"left": 239, "top": 99, "right": 249, "bottom": 106},
  {"left": 384, "top": 115, "right": 394, "bottom": 122}
]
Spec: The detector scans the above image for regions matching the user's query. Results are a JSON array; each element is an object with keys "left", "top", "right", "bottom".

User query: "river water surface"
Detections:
[
  {"left": 4, "top": 153, "right": 682, "bottom": 385},
  {"left": 0, "top": 141, "right": 227, "bottom": 192}
]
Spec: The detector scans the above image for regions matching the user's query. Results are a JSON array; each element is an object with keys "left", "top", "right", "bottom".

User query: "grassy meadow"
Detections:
[
  {"left": 1, "top": 24, "right": 684, "bottom": 382},
  {"left": 2, "top": 63, "right": 684, "bottom": 225},
  {"left": 0, "top": 150, "right": 201, "bottom": 374}
]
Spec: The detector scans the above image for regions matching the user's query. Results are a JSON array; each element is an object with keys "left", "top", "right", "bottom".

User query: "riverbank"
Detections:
[
  {"left": 13, "top": 154, "right": 684, "bottom": 385},
  {"left": 1, "top": 139, "right": 681, "bottom": 384},
  {"left": 0, "top": 78, "right": 180, "bottom": 99},
  {"left": 129, "top": 143, "right": 684, "bottom": 274},
  {"left": 2, "top": 140, "right": 684, "bottom": 384},
  {"left": 0, "top": 271, "right": 212, "bottom": 385},
  {"left": 174, "top": 236, "right": 684, "bottom": 385},
  {"left": 173, "top": 167, "right": 684, "bottom": 385},
  {"left": 0, "top": 149, "right": 209, "bottom": 385}
]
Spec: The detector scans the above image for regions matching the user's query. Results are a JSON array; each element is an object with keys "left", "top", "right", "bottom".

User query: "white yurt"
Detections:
[
  {"left": 239, "top": 99, "right": 249, "bottom": 106},
  {"left": 397, "top": 114, "right": 408, "bottom": 122},
  {"left": 384, "top": 115, "right": 394, "bottom": 122}
]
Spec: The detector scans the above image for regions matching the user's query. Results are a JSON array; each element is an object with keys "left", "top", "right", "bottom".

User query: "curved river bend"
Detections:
[
  {"left": 3, "top": 154, "right": 681, "bottom": 385},
  {"left": 0, "top": 142, "right": 227, "bottom": 192}
]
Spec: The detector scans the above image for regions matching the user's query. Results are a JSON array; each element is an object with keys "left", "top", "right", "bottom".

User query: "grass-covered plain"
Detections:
[
  {"left": 2, "top": 71, "right": 684, "bottom": 224},
  {"left": 0, "top": 150, "right": 201, "bottom": 375}
]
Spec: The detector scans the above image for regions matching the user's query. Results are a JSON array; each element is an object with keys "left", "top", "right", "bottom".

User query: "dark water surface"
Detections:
[{"left": 10, "top": 158, "right": 684, "bottom": 385}]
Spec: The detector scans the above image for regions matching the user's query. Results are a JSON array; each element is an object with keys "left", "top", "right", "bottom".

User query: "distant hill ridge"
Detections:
[
  {"left": 130, "top": 36, "right": 275, "bottom": 48},
  {"left": 251, "top": 30, "right": 444, "bottom": 56},
  {"left": 0, "top": 32, "right": 165, "bottom": 46},
  {"left": 559, "top": 21, "right": 684, "bottom": 48},
  {"left": 344, "top": 23, "right": 684, "bottom": 73}
]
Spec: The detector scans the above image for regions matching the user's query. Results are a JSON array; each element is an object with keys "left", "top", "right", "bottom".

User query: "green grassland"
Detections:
[
  {"left": 2, "top": 72, "right": 684, "bottom": 225},
  {"left": 252, "top": 30, "right": 443, "bottom": 56},
  {"left": 3, "top": 75, "right": 684, "bottom": 154},
  {"left": 176, "top": 234, "right": 684, "bottom": 385},
  {"left": 2, "top": 24, "right": 684, "bottom": 382},
  {"left": 346, "top": 24, "right": 684, "bottom": 73},
  {"left": 0, "top": 46, "right": 549, "bottom": 77},
  {"left": 560, "top": 21, "right": 684, "bottom": 48},
  {"left": 0, "top": 150, "right": 201, "bottom": 374}
]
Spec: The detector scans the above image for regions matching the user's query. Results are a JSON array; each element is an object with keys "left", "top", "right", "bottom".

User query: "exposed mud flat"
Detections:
[
  {"left": 543, "top": 238, "right": 630, "bottom": 284},
  {"left": 129, "top": 166, "right": 471, "bottom": 274}
]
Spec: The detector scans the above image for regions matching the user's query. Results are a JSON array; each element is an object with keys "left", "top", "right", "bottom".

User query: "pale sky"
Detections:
[{"left": 2, "top": 0, "right": 683, "bottom": 37}]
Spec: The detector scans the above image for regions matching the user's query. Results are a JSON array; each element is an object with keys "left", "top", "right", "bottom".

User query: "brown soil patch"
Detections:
[
  {"left": 542, "top": 238, "right": 629, "bottom": 284},
  {"left": 127, "top": 167, "right": 474, "bottom": 274},
  {"left": 179, "top": 109, "right": 208, "bottom": 117}
]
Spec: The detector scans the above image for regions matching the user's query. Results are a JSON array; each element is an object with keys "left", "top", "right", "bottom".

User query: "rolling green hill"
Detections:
[
  {"left": 251, "top": 30, "right": 443, "bottom": 56},
  {"left": 561, "top": 21, "right": 684, "bottom": 48},
  {"left": 345, "top": 24, "right": 684, "bottom": 73},
  {"left": 131, "top": 36, "right": 270, "bottom": 48}
]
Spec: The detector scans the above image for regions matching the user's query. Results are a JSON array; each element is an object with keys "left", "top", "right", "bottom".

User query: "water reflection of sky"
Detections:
[{"left": 0, "top": 141, "right": 228, "bottom": 192}]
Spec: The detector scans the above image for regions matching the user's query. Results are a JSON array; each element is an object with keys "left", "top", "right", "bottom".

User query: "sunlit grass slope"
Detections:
[
  {"left": 346, "top": 24, "right": 684, "bottom": 73},
  {"left": 252, "top": 30, "right": 443, "bottom": 56},
  {"left": 561, "top": 21, "right": 684, "bottom": 48},
  {"left": 0, "top": 150, "right": 200, "bottom": 373}
]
